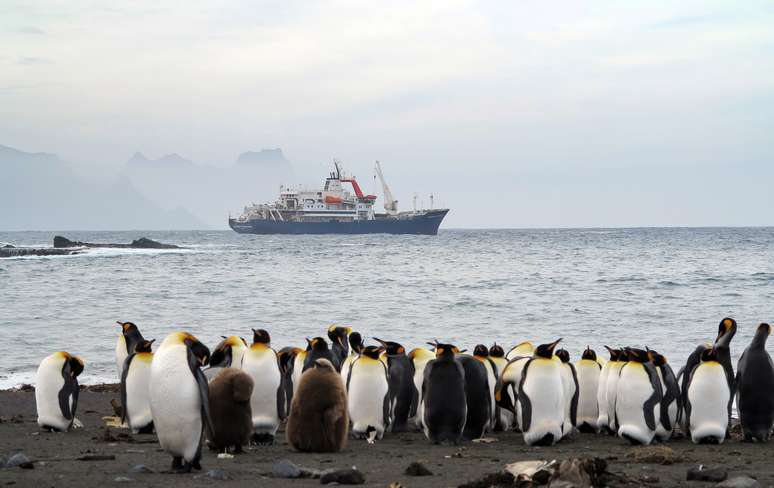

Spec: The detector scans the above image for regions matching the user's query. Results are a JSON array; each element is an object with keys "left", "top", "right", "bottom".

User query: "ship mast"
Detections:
[{"left": 375, "top": 160, "right": 398, "bottom": 215}]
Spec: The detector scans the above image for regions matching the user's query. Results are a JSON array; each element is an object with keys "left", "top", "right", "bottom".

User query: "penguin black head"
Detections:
[
  {"left": 277, "top": 347, "right": 303, "bottom": 374},
  {"left": 117, "top": 321, "right": 145, "bottom": 349},
  {"left": 604, "top": 345, "right": 621, "bottom": 361},
  {"left": 327, "top": 325, "right": 352, "bottom": 348},
  {"left": 61, "top": 352, "right": 85, "bottom": 378},
  {"left": 625, "top": 348, "right": 649, "bottom": 363},
  {"left": 534, "top": 339, "right": 561, "bottom": 359},
  {"left": 134, "top": 339, "right": 155, "bottom": 354},
  {"left": 348, "top": 332, "right": 364, "bottom": 354},
  {"left": 715, "top": 317, "right": 737, "bottom": 346},
  {"left": 555, "top": 348, "right": 570, "bottom": 363},
  {"left": 750, "top": 323, "right": 771, "bottom": 348},
  {"left": 429, "top": 342, "right": 459, "bottom": 359},
  {"left": 306, "top": 337, "right": 329, "bottom": 352},
  {"left": 181, "top": 334, "right": 210, "bottom": 366},
  {"left": 581, "top": 346, "right": 597, "bottom": 361},
  {"left": 373, "top": 338, "right": 405, "bottom": 355},
  {"left": 361, "top": 345, "right": 383, "bottom": 360},
  {"left": 489, "top": 343, "right": 505, "bottom": 358},
  {"left": 210, "top": 336, "right": 248, "bottom": 368},
  {"left": 701, "top": 347, "right": 719, "bottom": 362},
  {"left": 117, "top": 321, "right": 138, "bottom": 334},
  {"left": 252, "top": 328, "right": 271, "bottom": 345},
  {"left": 473, "top": 344, "right": 489, "bottom": 358}
]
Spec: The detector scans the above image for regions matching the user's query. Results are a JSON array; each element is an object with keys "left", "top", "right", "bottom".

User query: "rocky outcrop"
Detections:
[
  {"left": 0, "top": 247, "right": 81, "bottom": 258},
  {"left": 53, "top": 236, "right": 180, "bottom": 249}
]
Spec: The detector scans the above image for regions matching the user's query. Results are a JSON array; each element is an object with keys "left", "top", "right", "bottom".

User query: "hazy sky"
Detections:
[{"left": 2, "top": 1, "right": 774, "bottom": 227}]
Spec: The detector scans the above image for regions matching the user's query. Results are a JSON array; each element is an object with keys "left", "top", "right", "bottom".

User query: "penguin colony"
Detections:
[{"left": 33, "top": 317, "right": 774, "bottom": 473}]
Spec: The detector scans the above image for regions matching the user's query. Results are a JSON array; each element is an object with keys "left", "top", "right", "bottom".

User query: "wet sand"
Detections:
[{"left": 0, "top": 386, "right": 770, "bottom": 487}]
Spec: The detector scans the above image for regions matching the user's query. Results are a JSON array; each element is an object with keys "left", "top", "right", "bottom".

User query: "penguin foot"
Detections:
[
  {"left": 173, "top": 463, "right": 193, "bottom": 474},
  {"left": 171, "top": 457, "right": 183, "bottom": 471},
  {"left": 192, "top": 458, "right": 202, "bottom": 471},
  {"left": 137, "top": 422, "right": 154, "bottom": 435},
  {"left": 251, "top": 433, "right": 275, "bottom": 446},
  {"left": 532, "top": 433, "right": 555, "bottom": 447},
  {"left": 577, "top": 423, "right": 597, "bottom": 434}
]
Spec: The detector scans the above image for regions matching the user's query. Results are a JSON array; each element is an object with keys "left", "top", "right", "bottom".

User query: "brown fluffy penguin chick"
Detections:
[
  {"left": 286, "top": 358, "right": 348, "bottom": 453},
  {"left": 207, "top": 368, "right": 254, "bottom": 453}
]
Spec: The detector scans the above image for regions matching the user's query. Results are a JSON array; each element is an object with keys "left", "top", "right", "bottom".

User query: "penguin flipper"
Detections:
[
  {"left": 569, "top": 363, "right": 579, "bottom": 427},
  {"left": 187, "top": 347, "right": 213, "bottom": 438},
  {"left": 642, "top": 364, "right": 662, "bottom": 432},
  {"left": 517, "top": 359, "right": 534, "bottom": 432},
  {"left": 276, "top": 383, "right": 286, "bottom": 421},
  {"left": 120, "top": 354, "right": 136, "bottom": 425},
  {"left": 58, "top": 361, "right": 79, "bottom": 422}
]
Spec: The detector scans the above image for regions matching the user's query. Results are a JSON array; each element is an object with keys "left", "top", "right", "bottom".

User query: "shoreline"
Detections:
[{"left": 0, "top": 386, "right": 770, "bottom": 487}]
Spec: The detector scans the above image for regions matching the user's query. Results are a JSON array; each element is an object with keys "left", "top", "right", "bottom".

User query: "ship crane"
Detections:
[{"left": 375, "top": 160, "right": 398, "bottom": 215}]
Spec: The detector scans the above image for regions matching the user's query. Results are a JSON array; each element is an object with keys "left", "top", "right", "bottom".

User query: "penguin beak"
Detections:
[{"left": 548, "top": 338, "right": 562, "bottom": 353}]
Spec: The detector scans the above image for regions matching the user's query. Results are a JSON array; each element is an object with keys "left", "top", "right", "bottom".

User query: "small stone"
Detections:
[
  {"left": 207, "top": 469, "right": 229, "bottom": 481},
  {"left": 6, "top": 453, "right": 34, "bottom": 469},
  {"left": 320, "top": 468, "right": 366, "bottom": 485},
  {"left": 717, "top": 476, "right": 761, "bottom": 488},
  {"left": 687, "top": 466, "right": 727, "bottom": 482},
  {"left": 273, "top": 459, "right": 301, "bottom": 478},
  {"left": 114, "top": 477, "right": 133, "bottom": 483},
  {"left": 626, "top": 446, "right": 681, "bottom": 465},
  {"left": 130, "top": 464, "right": 154, "bottom": 474},
  {"left": 404, "top": 462, "right": 433, "bottom": 476}
]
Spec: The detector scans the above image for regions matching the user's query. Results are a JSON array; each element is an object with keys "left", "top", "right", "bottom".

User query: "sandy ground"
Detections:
[{"left": 0, "top": 386, "right": 771, "bottom": 487}]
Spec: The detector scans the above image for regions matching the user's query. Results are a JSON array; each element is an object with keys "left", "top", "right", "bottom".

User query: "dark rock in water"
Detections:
[
  {"left": 687, "top": 466, "right": 727, "bottom": 482},
  {"left": 6, "top": 453, "right": 34, "bottom": 469},
  {"left": 1, "top": 244, "right": 14, "bottom": 248},
  {"left": 273, "top": 459, "right": 302, "bottom": 478},
  {"left": 404, "top": 462, "right": 433, "bottom": 476},
  {"left": 320, "top": 468, "right": 365, "bottom": 485},
  {"left": 717, "top": 476, "right": 761, "bottom": 488},
  {"left": 131, "top": 464, "right": 154, "bottom": 474},
  {"left": 0, "top": 247, "right": 80, "bottom": 258},
  {"left": 53, "top": 235, "right": 180, "bottom": 249},
  {"left": 207, "top": 469, "right": 230, "bottom": 481}
]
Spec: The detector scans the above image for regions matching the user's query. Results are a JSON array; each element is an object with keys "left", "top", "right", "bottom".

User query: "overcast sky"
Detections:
[{"left": 2, "top": 1, "right": 773, "bottom": 227}]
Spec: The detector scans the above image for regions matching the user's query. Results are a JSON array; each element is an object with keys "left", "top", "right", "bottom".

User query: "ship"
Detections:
[{"left": 229, "top": 161, "right": 448, "bottom": 235}]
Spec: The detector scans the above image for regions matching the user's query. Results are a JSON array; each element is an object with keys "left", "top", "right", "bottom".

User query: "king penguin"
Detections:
[
  {"left": 605, "top": 346, "right": 627, "bottom": 433},
  {"left": 555, "top": 348, "right": 579, "bottom": 438},
  {"left": 473, "top": 345, "right": 499, "bottom": 432},
  {"left": 575, "top": 347, "right": 601, "bottom": 433},
  {"left": 303, "top": 337, "right": 337, "bottom": 372},
  {"left": 115, "top": 321, "right": 145, "bottom": 379},
  {"left": 328, "top": 324, "right": 352, "bottom": 370},
  {"left": 241, "top": 329, "right": 285, "bottom": 445},
  {"left": 374, "top": 337, "right": 416, "bottom": 432},
  {"left": 149, "top": 332, "right": 212, "bottom": 473},
  {"left": 35, "top": 351, "right": 84, "bottom": 432},
  {"left": 120, "top": 339, "right": 155, "bottom": 434},
  {"left": 207, "top": 367, "right": 254, "bottom": 453},
  {"left": 422, "top": 343, "right": 467, "bottom": 444},
  {"left": 494, "top": 354, "right": 531, "bottom": 432},
  {"left": 346, "top": 345, "right": 391, "bottom": 439},
  {"left": 713, "top": 317, "right": 737, "bottom": 433},
  {"left": 517, "top": 339, "right": 564, "bottom": 446},
  {"left": 488, "top": 343, "right": 514, "bottom": 431},
  {"left": 736, "top": 323, "right": 774, "bottom": 442},
  {"left": 685, "top": 346, "right": 731, "bottom": 444},
  {"left": 340, "top": 332, "right": 364, "bottom": 383},
  {"left": 648, "top": 349, "right": 680, "bottom": 442},
  {"left": 408, "top": 347, "right": 435, "bottom": 430},
  {"left": 614, "top": 348, "right": 662, "bottom": 445},
  {"left": 457, "top": 352, "right": 493, "bottom": 440},
  {"left": 596, "top": 346, "right": 619, "bottom": 433}
]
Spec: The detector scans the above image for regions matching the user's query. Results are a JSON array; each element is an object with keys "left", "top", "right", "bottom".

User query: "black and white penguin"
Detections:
[
  {"left": 685, "top": 346, "right": 732, "bottom": 444},
  {"left": 596, "top": 346, "right": 620, "bottom": 433},
  {"left": 303, "top": 337, "right": 337, "bottom": 372},
  {"left": 678, "top": 343, "right": 709, "bottom": 431},
  {"left": 328, "top": 324, "right": 352, "bottom": 370},
  {"left": 506, "top": 341, "right": 534, "bottom": 360},
  {"left": 457, "top": 353, "right": 493, "bottom": 440},
  {"left": 35, "top": 351, "right": 84, "bottom": 432},
  {"left": 736, "top": 323, "right": 774, "bottom": 442},
  {"left": 488, "top": 343, "right": 514, "bottom": 431},
  {"left": 115, "top": 321, "right": 145, "bottom": 379},
  {"left": 346, "top": 345, "right": 391, "bottom": 439},
  {"left": 473, "top": 345, "right": 499, "bottom": 431},
  {"left": 209, "top": 335, "right": 248, "bottom": 370},
  {"left": 555, "top": 348, "right": 579, "bottom": 438},
  {"left": 604, "top": 346, "right": 627, "bottom": 433},
  {"left": 575, "top": 347, "right": 601, "bottom": 433},
  {"left": 408, "top": 347, "right": 435, "bottom": 430},
  {"left": 517, "top": 339, "right": 564, "bottom": 446},
  {"left": 648, "top": 349, "right": 680, "bottom": 442},
  {"left": 149, "top": 332, "right": 212, "bottom": 473},
  {"left": 494, "top": 354, "right": 531, "bottom": 432},
  {"left": 241, "top": 329, "right": 284, "bottom": 445},
  {"left": 374, "top": 337, "right": 417, "bottom": 432},
  {"left": 614, "top": 348, "right": 662, "bottom": 445},
  {"left": 120, "top": 339, "right": 155, "bottom": 434},
  {"left": 422, "top": 343, "right": 467, "bottom": 444},
  {"left": 340, "top": 332, "right": 364, "bottom": 383},
  {"left": 713, "top": 317, "right": 737, "bottom": 431}
]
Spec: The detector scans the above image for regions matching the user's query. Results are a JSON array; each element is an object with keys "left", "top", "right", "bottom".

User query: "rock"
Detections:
[
  {"left": 458, "top": 472, "right": 516, "bottom": 488},
  {"left": 717, "top": 476, "right": 761, "bottom": 488},
  {"left": 404, "top": 462, "right": 433, "bottom": 476},
  {"left": 114, "top": 477, "right": 133, "bottom": 483},
  {"left": 687, "top": 466, "right": 728, "bottom": 482},
  {"left": 53, "top": 235, "right": 180, "bottom": 249},
  {"left": 6, "top": 453, "right": 34, "bottom": 469},
  {"left": 626, "top": 446, "right": 681, "bottom": 465},
  {"left": 207, "top": 469, "right": 230, "bottom": 481},
  {"left": 273, "top": 459, "right": 302, "bottom": 478},
  {"left": 130, "top": 464, "right": 154, "bottom": 474},
  {"left": 320, "top": 468, "right": 366, "bottom": 485}
]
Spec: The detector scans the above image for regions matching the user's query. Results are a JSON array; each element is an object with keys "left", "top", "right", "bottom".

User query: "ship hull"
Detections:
[{"left": 229, "top": 209, "right": 448, "bottom": 235}]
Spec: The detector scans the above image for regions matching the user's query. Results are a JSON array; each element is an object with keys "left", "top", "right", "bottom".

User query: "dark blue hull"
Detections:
[{"left": 229, "top": 209, "right": 448, "bottom": 235}]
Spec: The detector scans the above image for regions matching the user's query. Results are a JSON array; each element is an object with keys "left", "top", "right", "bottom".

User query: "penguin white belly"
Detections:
[
  {"left": 687, "top": 363, "right": 729, "bottom": 444},
  {"left": 596, "top": 362, "right": 611, "bottom": 429},
  {"left": 483, "top": 361, "right": 497, "bottom": 426},
  {"left": 520, "top": 359, "right": 564, "bottom": 446},
  {"left": 605, "top": 363, "right": 624, "bottom": 431},
  {"left": 502, "top": 357, "right": 530, "bottom": 431},
  {"left": 615, "top": 363, "right": 657, "bottom": 445},
  {"left": 348, "top": 360, "right": 389, "bottom": 438},
  {"left": 576, "top": 360, "right": 600, "bottom": 431},
  {"left": 340, "top": 354, "right": 355, "bottom": 383},
  {"left": 559, "top": 364, "right": 576, "bottom": 437},
  {"left": 243, "top": 350, "right": 282, "bottom": 435},
  {"left": 291, "top": 354, "right": 305, "bottom": 396},
  {"left": 411, "top": 359, "right": 431, "bottom": 429},
  {"left": 150, "top": 345, "right": 202, "bottom": 461},
  {"left": 125, "top": 357, "right": 153, "bottom": 432},
  {"left": 116, "top": 335, "right": 127, "bottom": 379},
  {"left": 35, "top": 356, "right": 69, "bottom": 431}
]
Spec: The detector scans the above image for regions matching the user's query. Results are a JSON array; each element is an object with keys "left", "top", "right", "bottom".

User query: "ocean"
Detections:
[{"left": 1, "top": 228, "right": 773, "bottom": 389}]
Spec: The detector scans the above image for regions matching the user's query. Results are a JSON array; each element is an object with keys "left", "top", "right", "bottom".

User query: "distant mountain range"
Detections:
[{"left": 0, "top": 144, "right": 294, "bottom": 231}]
